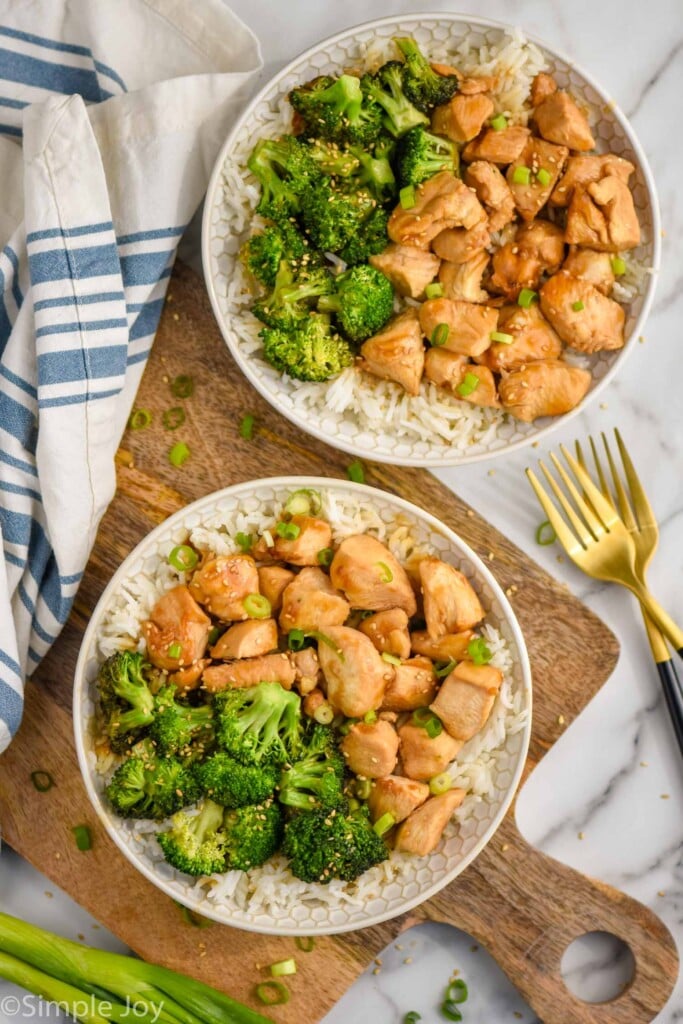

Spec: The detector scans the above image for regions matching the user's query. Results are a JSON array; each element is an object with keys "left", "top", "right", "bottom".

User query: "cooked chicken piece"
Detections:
[
  {"left": 317, "top": 626, "right": 391, "bottom": 717},
  {"left": 540, "top": 272, "right": 625, "bottom": 352},
  {"left": 359, "top": 309, "right": 425, "bottom": 396},
  {"left": 432, "top": 220, "right": 490, "bottom": 264},
  {"left": 388, "top": 172, "right": 485, "bottom": 249},
  {"left": 394, "top": 789, "right": 466, "bottom": 856},
  {"left": 330, "top": 535, "right": 417, "bottom": 616},
  {"left": 202, "top": 652, "right": 296, "bottom": 693},
  {"left": 454, "top": 364, "right": 500, "bottom": 408},
  {"left": 419, "top": 298, "right": 498, "bottom": 358},
  {"left": 142, "top": 585, "right": 211, "bottom": 670},
  {"left": 382, "top": 657, "right": 437, "bottom": 712},
  {"left": 507, "top": 137, "right": 568, "bottom": 221},
  {"left": 369, "top": 244, "right": 440, "bottom": 299},
  {"left": 550, "top": 153, "right": 635, "bottom": 207},
  {"left": 289, "top": 646, "right": 321, "bottom": 695},
  {"left": 533, "top": 90, "right": 595, "bottom": 151},
  {"left": 530, "top": 72, "right": 557, "bottom": 107},
  {"left": 279, "top": 566, "right": 350, "bottom": 633},
  {"left": 272, "top": 515, "right": 333, "bottom": 567},
  {"left": 302, "top": 687, "right": 326, "bottom": 718},
  {"left": 189, "top": 555, "right": 259, "bottom": 622},
  {"left": 340, "top": 720, "right": 399, "bottom": 778},
  {"left": 462, "top": 125, "right": 530, "bottom": 165},
  {"left": 439, "top": 252, "right": 490, "bottom": 303},
  {"left": 464, "top": 161, "right": 516, "bottom": 232},
  {"left": 424, "top": 348, "right": 468, "bottom": 390},
  {"left": 499, "top": 358, "right": 592, "bottom": 422},
  {"left": 367, "top": 775, "right": 430, "bottom": 824},
  {"left": 562, "top": 247, "right": 615, "bottom": 295},
  {"left": 419, "top": 557, "right": 485, "bottom": 638},
  {"left": 490, "top": 219, "right": 565, "bottom": 299},
  {"left": 211, "top": 619, "right": 278, "bottom": 660},
  {"left": 359, "top": 608, "right": 411, "bottom": 660},
  {"left": 411, "top": 629, "right": 474, "bottom": 661},
  {"left": 169, "top": 659, "right": 207, "bottom": 693},
  {"left": 431, "top": 93, "right": 494, "bottom": 143},
  {"left": 430, "top": 661, "right": 503, "bottom": 741},
  {"left": 485, "top": 304, "right": 563, "bottom": 372},
  {"left": 257, "top": 565, "right": 295, "bottom": 614},
  {"left": 565, "top": 177, "right": 640, "bottom": 252},
  {"left": 460, "top": 75, "right": 498, "bottom": 95},
  {"left": 398, "top": 721, "right": 463, "bottom": 782}
]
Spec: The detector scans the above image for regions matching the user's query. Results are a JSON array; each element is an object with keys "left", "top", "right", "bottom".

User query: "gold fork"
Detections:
[{"left": 525, "top": 443, "right": 683, "bottom": 653}]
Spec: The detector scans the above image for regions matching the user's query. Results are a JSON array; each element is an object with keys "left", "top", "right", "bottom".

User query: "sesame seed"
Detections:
[
  {"left": 557, "top": 714, "right": 565, "bottom": 725},
  {"left": 661, "top": 793, "right": 670, "bottom": 800},
  {"left": 578, "top": 831, "right": 585, "bottom": 840},
  {"left": 657, "top": 890, "right": 666, "bottom": 897}
]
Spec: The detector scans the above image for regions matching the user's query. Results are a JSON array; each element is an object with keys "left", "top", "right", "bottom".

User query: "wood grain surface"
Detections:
[{"left": 0, "top": 263, "right": 677, "bottom": 1023}]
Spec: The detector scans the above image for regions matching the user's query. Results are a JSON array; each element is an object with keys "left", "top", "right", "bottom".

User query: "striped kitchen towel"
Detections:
[{"left": 0, "top": 0, "right": 261, "bottom": 750}]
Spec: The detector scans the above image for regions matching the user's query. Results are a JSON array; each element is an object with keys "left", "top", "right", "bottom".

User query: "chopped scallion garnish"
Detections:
[
  {"left": 285, "top": 488, "right": 322, "bottom": 516},
  {"left": 288, "top": 629, "right": 306, "bottom": 651},
  {"left": 243, "top": 593, "right": 271, "bottom": 619},
  {"left": 399, "top": 185, "right": 416, "bottom": 209},
  {"left": 270, "top": 959, "right": 297, "bottom": 977},
  {"left": 490, "top": 114, "right": 507, "bottom": 131},
  {"left": 572, "top": 300, "right": 585, "bottom": 312},
  {"left": 235, "top": 531, "right": 253, "bottom": 552},
  {"left": 175, "top": 902, "right": 213, "bottom": 928},
  {"left": 255, "top": 981, "right": 290, "bottom": 1006},
  {"left": 429, "top": 772, "right": 453, "bottom": 796},
  {"left": 313, "top": 703, "right": 334, "bottom": 725},
  {"left": 445, "top": 980, "right": 468, "bottom": 1004},
  {"left": 161, "top": 406, "right": 185, "bottom": 431},
  {"left": 276, "top": 521, "right": 301, "bottom": 541},
  {"left": 295, "top": 936, "right": 315, "bottom": 952},
  {"left": 431, "top": 322, "right": 450, "bottom": 347},
  {"left": 536, "top": 167, "right": 551, "bottom": 187},
  {"left": 425, "top": 716, "right": 442, "bottom": 738},
  {"left": 347, "top": 460, "right": 365, "bottom": 484},
  {"left": 373, "top": 812, "right": 395, "bottom": 837},
  {"left": 168, "top": 544, "right": 198, "bottom": 572},
  {"left": 404, "top": 1014, "right": 422, "bottom": 1024},
  {"left": 363, "top": 710, "right": 378, "bottom": 724},
  {"left": 72, "top": 825, "right": 92, "bottom": 852},
  {"left": 317, "top": 547, "right": 334, "bottom": 567},
  {"left": 535, "top": 520, "right": 557, "bottom": 546},
  {"left": 440, "top": 1002, "right": 463, "bottom": 1021},
  {"left": 128, "top": 408, "right": 152, "bottom": 431},
  {"left": 377, "top": 561, "right": 393, "bottom": 583},
  {"left": 512, "top": 165, "right": 531, "bottom": 185},
  {"left": 456, "top": 372, "right": 479, "bottom": 398},
  {"left": 168, "top": 442, "right": 190, "bottom": 468},
  {"left": 517, "top": 288, "right": 538, "bottom": 308},
  {"left": 467, "top": 637, "right": 492, "bottom": 665},
  {"left": 412, "top": 707, "right": 443, "bottom": 738},
  {"left": 167, "top": 642, "right": 182, "bottom": 659},
  {"left": 611, "top": 256, "right": 626, "bottom": 276},
  {"left": 171, "top": 375, "right": 194, "bottom": 399},
  {"left": 30, "top": 771, "right": 54, "bottom": 793},
  {"left": 207, "top": 626, "right": 224, "bottom": 647},
  {"left": 355, "top": 778, "right": 373, "bottom": 800},
  {"left": 425, "top": 282, "right": 444, "bottom": 299},
  {"left": 239, "top": 413, "right": 255, "bottom": 440},
  {"left": 490, "top": 331, "right": 513, "bottom": 345},
  {"left": 381, "top": 652, "right": 401, "bottom": 666},
  {"left": 434, "top": 659, "right": 456, "bottom": 679}
]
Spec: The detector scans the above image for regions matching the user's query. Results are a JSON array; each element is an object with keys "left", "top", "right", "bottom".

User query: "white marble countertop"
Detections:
[{"left": 1, "top": 1, "right": 681, "bottom": 1021}]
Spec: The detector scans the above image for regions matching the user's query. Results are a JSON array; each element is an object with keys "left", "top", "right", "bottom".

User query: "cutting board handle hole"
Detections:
[{"left": 561, "top": 931, "right": 635, "bottom": 1004}]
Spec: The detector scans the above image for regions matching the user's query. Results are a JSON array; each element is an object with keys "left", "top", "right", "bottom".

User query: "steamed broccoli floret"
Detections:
[
  {"left": 149, "top": 686, "right": 214, "bottom": 757},
  {"left": 157, "top": 799, "right": 226, "bottom": 876},
  {"left": 278, "top": 724, "right": 345, "bottom": 812},
  {"left": 394, "top": 37, "right": 459, "bottom": 112},
  {"left": 105, "top": 741, "right": 199, "bottom": 821},
  {"left": 289, "top": 74, "right": 383, "bottom": 147},
  {"left": 252, "top": 260, "right": 334, "bottom": 330},
  {"left": 283, "top": 805, "right": 388, "bottom": 883},
  {"left": 97, "top": 651, "right": 156, "bottom": 753},
  {"left": 241, "top": 220, "right": 312, "bottom": 287},
  {"left": 260, "top": 313, "right": 354, "bottom": 382},
  {"left": 318, "top": 264, "right": 394, "bottom": 343},
  {"left": 304, "top": 138, "right": 360, "bottom": 177},
  {"left": 223, "top": 798, "right": 285, "bottom": 871},
  {"left": 194, "top": 752, "right": 278, "bottom": 809},
  {"left": 338, "top": 206, "right": 389, "bottom": 266},
  {"left": 361, "top": 62, "right": 429, "bottom": 138},
  {"left": 395, "top": 125, "right": 459, "bottom": 187},
  {"left": 214, "top": 681, "right": 302, "bottom": 767},
  {"left": 348, "top": 139, "right": 397, "bottom": 202},
  {"left": 247, "top": 136, "right": 320, "bottom": 222},
  {"left": 300, "top": 179, "right": 376, "bottom": 253}
]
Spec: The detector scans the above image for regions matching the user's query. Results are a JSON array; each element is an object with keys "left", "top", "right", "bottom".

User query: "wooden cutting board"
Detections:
[{"left": 0, "top": 263, "right": 677, "bottom": 1024}]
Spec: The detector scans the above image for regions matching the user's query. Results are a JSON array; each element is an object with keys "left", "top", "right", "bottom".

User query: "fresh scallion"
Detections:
[
  {"left": 284, "top": 488, "right": 322, "bottom": 516},
  {"left": 456, "top": 372, "right": 480, "bottom": 398},
  {"left": 175, "top": 902, "right": 213, "bottom": 928},
  {"left": 317, "top": 547, "right": 334, "bottom": 567},
  {"left": 440, "top": 1001, "right": 463, "bottom": 1021},
  {"left": 270, "top": 959, "right": 296, "bottom": 977},
  {"left": 363, "top": 710, "right": 378, "bottom": 724},
  {"left": 399, "top": 185, "right": 416, "bottom": 209},
  {"left": 425, "top": 283, "right": 444, "bottom": 299},
  {"left": 128, "top": 408, "right": 152, "bottom": 431},
  {"left": 355, "top": 778, "right": 373, "bottom": 800},
  {"left": 295, "top": 937, "right": 315, "bottom": 952},
  {"left": 467, "top": 637, "right": 492, "bottom": 665},
  {"left": 239, "top": 413, "right": 255, "bottom": 440},
  {"left": 430, "top": 773, "right": 453, "bottom": 796},
  {"left": 235, "top": 531, "right": 253, "bottom": 553},
  {"left": 404, "top": 1014, "right": 422, "bottom": 1024},
  {"left": 445, "top": 980, "right": 468, "bottom": 1004},
  {"left": 168, "top": 442, "right": 190, "bottom": 468},
  {"left": 572, "top": 300, "right": 585, "bottom": 312},
  {"left": 348, "top": 797, "right": 361, "bottom": 811},
  {"left": 517, "top": 288, "right": 538, "bottom": 308},
  {"left": 30, "top": 771, "right": 54, "bottom": 793},
  {"left": 167, "top": 642, "right": 182, "bottom": 660},
  {"left": 243, "top": 594, "right": 271, "bottom": 619},
  {"left": 412, "top": 708, "right": 443, "bottom": 738},
  {"left": 412, "top": 707, "right": 433, "bottom": 725},
  {"left": 490, "top": 113, "right": 507, "bottom": 131},
  {"left": 611, "top": 256, "right": 626, "bottom": 276},
  {"left": 536, "top": 167, "right": 552, "bottom": 187},
  {"left": 255, "top": 981, "right": 290, "bottom": 1005},
  {"left": 512, "top": 165, "right": 531, "bottom": 185},
  {"left": 275, "top": 521, "right": 301, "bottom": 541},
  {"left": 288, "top": 629, "right": 306, "bottom": 651},
  {"left": 381, "top": 652, "right": 401, "bottom": 666},
  {"left": 208, "top": 625, "right": 224, "bottom": 647},
  {"left": 162, "top": 406, "right": 185, "bottom": 431},
  {"left": 435, "top": 659, "right": 456, "bottom": 679},
  {"left": 338, "top": 718, "right": 358, "bottom": 736},
  {"left": 377, "top": 561, "right": 393, "bottom": 583},
  {"left": 71, "top": 825, "right": 91, "bottom": 852},
  {"left": 431, "top": 323, "right": 449, "bottom": 347},
  {"left": 535, "top": 520, "right": 557, "bottom": 546},
  {"left": 373, "top": 812, "right": 395, "bottom": 837},
  {"left": 171, "top": 375, "right": 194, "bottom": 399},
  {"left": 347, "top": 460, "right": 365, "bottom": 484},
  {"left": 313, "top": 703, "right": 334, "bottom": 725},
  {"left": 425, "top": 716, "right": 442, "bottom": 738},
  {"left": 490, "top": 331, "right": 513, "bottom": 345},
  {"left": 308, "top": 630, "right": 344, "bottom": 657},
  {"left": 168, "top": 544, "right": 198, "bottom": 572}
]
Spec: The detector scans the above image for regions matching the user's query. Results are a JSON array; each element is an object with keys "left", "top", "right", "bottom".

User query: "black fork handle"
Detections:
[{"left": 658, "top": 655, "right": 683, "bottom": 756}]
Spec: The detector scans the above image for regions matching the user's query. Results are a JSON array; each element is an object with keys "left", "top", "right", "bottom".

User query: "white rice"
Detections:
[{"left": 93, "top": 492, "right": 527, "bottom": 917}]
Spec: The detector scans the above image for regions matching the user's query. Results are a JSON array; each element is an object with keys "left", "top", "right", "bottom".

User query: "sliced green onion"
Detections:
[
  {"left": 430, "top": 772, "right": 453, "bottom": 796},
  {"left": 536, "top": 520, "right": 557, "bottom": 546},
  {"left": 490, "top": 113, "right": 508, "bottom": 131},
  {"left": 490, "top": 331, "right": 513, "bottom": 345},
  {"left": 239, "top": 413, "right": 255, "bottom": 440},
  {"left": 425, "top": 282, "right": 444, "bottom": 299},
  {"left": 30, "top": 771, "right": 54, "bottom": 793},
  {"left": 308, "top": 630, "right": 344, "bottom": 659},
  {"left": 348, "top": 797, "right": 361, "bottom": 811},
  {"left": 243, "top": 593, "right": 271, "bottom": 619},
  {"left": 288, "top": 629, "right": 306, "bottom": 651},
  {"left": 174, "top": 901, "right": 213, "bottom": 928},
  {"left": 399, "top": 185, "right": 416, "bottom": 209},
  {"left": 517, "top": 288, "right": 538, "bottom": 308},
  {"left": 404, "top": 1014, "right": 422, "bottom": 1024},
  {"left": 255, "top": 981, "right": 290, "bottom": 1006},
  {"left": 128, "top": 408, "right": 152, "bottom": 431},
  {"left": 377, "top": 561, "right": 393, "bottom": 583},
  {"left": 435, "top": 659, "right": 456, "bottom": 679},
  {"left": 572, "top": 300, "right": 585, "bottom": 312},
  {"left": 168, "top": 544, "right": 198, "bottom": 572},
  {"left": 317, "top": 547, "right": 334, "bottom": 567},
  {"left": 72, "top": 825, "right": 92, "bottom": 852},
  {"left": 611, "top": 256, "right": 626, "bottom": 276},
  {"left": 313, "top": 703, "right": 334, "bottom": 725},
  {"left": 235, "top": 531, "right": 253, "bottom": 553},
  {"left": 171, "top": 375, "right": 194, "bottom": 399},
  {"left": 347, "top": 460, "right": 365, "bottom": 483},
  {"left": 208, "top": 625, "right": 224, "bottom": 646},
  {"left": 355, "top": 778, "right": 373, "bottom": 800},
  {"left": 338, "top": 718, "right": 358, "bottom": 736},
  {"left": 412, "top": 707, "right": 433, "bottom": 725},
  {"left": 373, "top": 812, "right": 395, "bottom": 837},
  {"left": 363, "top": 710, "right": 378, "bottom": 724},
  {"left": 536, "top": 167, "right": 552, "bottom": 187},
  {"left": 431, "top": 323, "right": 449, "bottom": 347},
  {"left": 168, "top": 442, "right": 190, "bottom": 468},
  {"left": 467, "top": 637, "right": 492, "bottom": 665},
  {"left": 285, "top": 488, "right": 322, "bottom": 516},
  {"left": 425, "top": 716, "right": 443, "bottom": 738},
  {"left": 512, "top": 165, "right": 531, "bottom": 185},
  {"left": 162, "top": 406, "right": 185, "bottom": 431},
  {"left": 381, "top": 652, "right": 401, "bottom": 666},
  {"left": 440, "top": 1001, "right": 463, "bottom": 1022},
  {"left": 456, "top": 372, "right": 479, "bottom": 398},
  {"left": 270, "top": 959, "right": 297, "bottom": 977},
  {"left": 276, "top": 521, "right": 301, "bottom": 541},
  {"left": 295, "top": 936, "right": 316, "bottom": 952},
  {"left": 167, "top": 642, "right": 182, "bottom": 659},
  {"left": 413, "top": 708, "right": 443, "bottom": 738},
  {"left": 445, "top": 980, "right": 468, "bottom": 1004}
]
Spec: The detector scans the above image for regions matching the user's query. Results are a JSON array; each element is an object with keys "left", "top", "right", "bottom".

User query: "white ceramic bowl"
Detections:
[
  {"left": 202, "top": 14, "right": 659, "bottom": 467},
  {"left": 74, "top": 478, "right": 532, "bottom": 935}
]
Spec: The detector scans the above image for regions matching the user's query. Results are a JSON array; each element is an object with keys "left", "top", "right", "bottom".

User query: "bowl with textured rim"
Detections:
[
  {"left": 202, "top": 13, "right": 660, "bottom": 467},
  {"left": 73, "top": 477, "right": 532, "bottom": 935}
]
